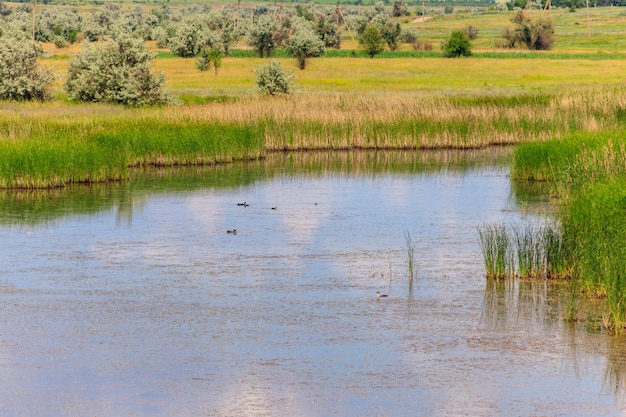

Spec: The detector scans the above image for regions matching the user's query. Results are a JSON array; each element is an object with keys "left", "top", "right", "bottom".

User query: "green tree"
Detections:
[
  {"left": 197, "top": 48, "right": 223, "bottom": 75},
  {"left": 169, "top": 19, "right": 212, "bottom": 57},
  {"left": 359, "top": 25, "right": 385, "bottom": 58},
  {"left": 0, "top": 38, "right": 55, "bottom": 100},
  {"left": 255, "top": 60, "right": 295, "bottom": 96},
  {"left": 381, "top": 21, "right": 401, "bottom": 51},
  {"left": 287, "top": 22, "right": 325, "bottom": 70},
  {"left": 441, "top": 30, "right": 472, "bottom": 58},
  {"left": 503, "top": 10, "right": 554, "bottom": 50},
  {"left": 65, "top": 36, "right": 168, "bottom": 106},
  {"left": 246, "top": 14, "right": 277, "bottom": 58}
]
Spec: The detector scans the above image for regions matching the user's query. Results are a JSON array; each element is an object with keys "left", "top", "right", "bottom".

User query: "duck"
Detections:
[
  {"left": 271, "top": 207, "right": 277, "bottom": 210},
  {"left": 237, "top": 202, "right": 249, "bottom": 207},
  {"left": 226, "top": 229, "right": 237, "bottom": 235},
  {"left": 376, "top": 291, "right": 388, "bottom": 299}
]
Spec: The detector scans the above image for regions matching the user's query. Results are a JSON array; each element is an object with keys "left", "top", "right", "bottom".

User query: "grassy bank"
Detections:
[
  {"left": 3, "top": 88, "right": 626, "bottom": 188},
  {"left": 512, "top": 127, "right": 626, "bottom": 332},
  {"left": 0, "top": 112, "right": 262, "bottom": 188},
  {"left": 3, "top": 88, "right": 626, "bottom": 187}
]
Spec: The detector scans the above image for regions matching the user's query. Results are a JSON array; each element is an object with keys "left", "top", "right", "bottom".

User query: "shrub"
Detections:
[
  {"left": 246, "top": 14, "right": 277, "bottom": 58},
  {"left": 169, "top": 19, "right": 212, "bottom": 57},
  {"left": 65, "top": 36, "right": 168, "bottom": 106},
  {"left": 359, "top": 25, "right": 385, "bottom": 58},
  {"left": 287, "top": 23, "right": 325, "bottom": 70},
  {"left": 502, "top": 10, "right": 554, "bottom": 50},
  {"left": 441, "top": 30, "right": 472, "bottom": 58},
  {"left": 0, "top": 38, "right": 55, "bottom": 101},
  {"left": 463, "top": 25, "right": 479, "bottom": 40},
  {"left": 196, "top": 48, "right": 223, "bottom": 75},
  {"left": 254, "top": 60, "right": 295, "bottom": 96}
]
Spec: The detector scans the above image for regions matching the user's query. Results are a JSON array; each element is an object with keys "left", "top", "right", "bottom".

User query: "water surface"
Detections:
[{"left": 1, "top": 149, "right": 625, "bottom": 416}]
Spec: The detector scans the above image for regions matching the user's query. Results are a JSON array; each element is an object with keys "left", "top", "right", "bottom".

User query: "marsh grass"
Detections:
[
  {"left": 479, "top": 222, "right": 568, "bottom": 281},
  {"left": 0, "top": 114, "right": 262, "bottom": 188},
  {"left": 6, "top": 71, "right": 626, "bottom": 187},
  {"left": 478, "top": 223, "right": 513, "bottom": 280},
  {"left": 404, "top": 230, "right": 417, "bottom": 290},
  {"left": 561, "top": 179, "right": 626, "bottom": 333}
]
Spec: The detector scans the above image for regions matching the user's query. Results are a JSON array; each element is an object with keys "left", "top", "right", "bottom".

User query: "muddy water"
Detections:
[{"left": 0, "top": 150, "right": 625, "bottom": 417}]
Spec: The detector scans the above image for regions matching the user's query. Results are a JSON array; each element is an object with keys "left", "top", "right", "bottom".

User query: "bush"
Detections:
[
  {"left": 0, "top": 38, "right": 55, "bottom": 101},
  {"left": 196, "top": 48, "right": 223, "bottom": 75},
  {"left": 463, "top": 25, "right": 479, "bottom": 40},
  {"left": 502, "top": 10, "right": 554, "bottom": 50},
  {"left": 254, "top": 60, "right": 295, "bottom": 96},
  {"left": 169, "top": 19, "right": 212, "bottom": 57},
  {"left": 246, "top": 14, "right": 277, "bottom": 58},
  {"left": 441, "top": 30, "right": 472, "bottom": 58},
  {"left": 359, "top": 25, "right": 385, "bottom": 58},
  {"left": 287, "top": 22, "right": 325, "bottom": 70},
  {"left": 65, "top": 36, "right": 168, "bottom": 106}
]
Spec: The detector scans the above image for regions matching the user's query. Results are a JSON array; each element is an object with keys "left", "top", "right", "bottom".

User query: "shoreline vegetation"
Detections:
[
  {"left": 511, "top": 129, "right": 626, "bottom": 333},
  {"left": 3, "top": 88, "right": 626, "bottom": 188}
]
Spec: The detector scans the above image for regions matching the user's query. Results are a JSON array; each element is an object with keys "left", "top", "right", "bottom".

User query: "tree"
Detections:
[
  {"left": 381, "top": 21, "right": 401, "bottom": 51},
  {"left": 315, "top": 13, "right": 341, "bottom": 49},
  {"left": 287, "top": 23, "right": 325, "bottom": 70},
  {"left": 0, "top": 38, "right": 55, "bottom": 100},
  {"left": 246, "top": 14, "right": 278, "bottom": 58},
  {"left": 359, "top": 25, "right": 385, "bottom": 58},
  {"left": 441, "top": 30, "right": 472, "bottom": 58},
  {"left": 65, "top": 36, "right": 168, "bottom": 106},
  {"left": 169, "top": 19, "right": 212, "bottom": 57},
  {"left": 196, "top": 48, "right": 223, "bottom": 75},
  {"left": 502, "top": 10, "right": 554, "bottom": 50},
  {"left": 392, "top": 0, "right": 407, "bottom": 17},
  {"left": 255, "top": 60, "right": 295, "bottom": 96}
]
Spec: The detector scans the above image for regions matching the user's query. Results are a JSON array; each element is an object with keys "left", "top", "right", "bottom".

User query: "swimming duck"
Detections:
[
  {"left": 227, "top": 229, "right": 237, "bottom": 235},
  {"left": 376, "top": 291, "right": 388, "bottom": 299},
  {"left": 237, "top": 202, "right": 249, "bottom": 207}
]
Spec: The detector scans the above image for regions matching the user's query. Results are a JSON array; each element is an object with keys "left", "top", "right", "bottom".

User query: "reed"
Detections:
[
  {"left": 479, "top": 222, "right": 569, "bottom": 281},
  {"left": 561, "top": 179, "right": 626, "bottom": 333},
  {"left": 478, "top": 223, "right": 513, "bottom": 280},
  {"left": 513, "top": 224, "right": 542, "bottom": 279},
  {"left": 0, "top": 114, "right": 263, "bottom": 188},
  {"left": 4, "top": 84, "right": 626, "bottom": 188},
  {"left": 404, "top": 230, "right": 417, "bottom": 290}
]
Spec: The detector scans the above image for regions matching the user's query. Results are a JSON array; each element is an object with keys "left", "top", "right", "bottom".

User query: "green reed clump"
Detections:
[
  {"left": 0, "top": 117, "right": 263, "bottom": 188},
  {"left": 513, "top": 224, "right": 543, "bottom": 279},
  {"left": 562, "top": 179, "right": 626, "bottom": 333},
  {"left": 478, "top": 223, "right": 513, "bottom": 280},
  {"left": 479, "top": 222, "right": 568, "bottom": 280},
  {"left": 542, "top": 223, "right": 568, "bottom": 279},
  {"left": 511, "top": 130, "right": 626, "bottom": 184}
]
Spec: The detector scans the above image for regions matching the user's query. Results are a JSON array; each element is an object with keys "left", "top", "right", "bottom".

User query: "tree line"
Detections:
[{"left": 0, "top": 1, "right": 554, "bottom": 104}]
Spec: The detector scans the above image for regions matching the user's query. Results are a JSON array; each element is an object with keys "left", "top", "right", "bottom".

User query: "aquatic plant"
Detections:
[
  {"left": 404, "top": 230, "right": 417, "bottom": 290},
  {"left": 478, "top": 223, "right": 512, "bottom": 280},
  {"left": 562, "top": 179, "right": 626, "bottom": 333},
  {"left": 479, "top": 222, "right": 568, "bottom": 281}
]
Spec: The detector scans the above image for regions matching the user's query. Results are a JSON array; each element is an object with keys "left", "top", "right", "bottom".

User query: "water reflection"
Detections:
[{"left": 1, "top": 149, "right": 626, "bottom": 416}]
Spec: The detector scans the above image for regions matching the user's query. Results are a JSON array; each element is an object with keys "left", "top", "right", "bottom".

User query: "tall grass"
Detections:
[
  {"left": 4, "top": 80, "right": 626, "bottom": 187},
  {"left": 562, "top": 179, "right": 626, "bottom": 333},
  {"left": 478, "top": 222, "right": 568, "bottom": 280},
  {"left": 513, "top": 125, "right": 626, "bottom": 332},
  {"left": 0, "top": 114, "right": 263, "bottom": 188},
  {"left": 478, "top": 223, "right": 512, "bottom": 280},
  {"left": 404, "top": 230, "right": 417, "bottom": 290}
]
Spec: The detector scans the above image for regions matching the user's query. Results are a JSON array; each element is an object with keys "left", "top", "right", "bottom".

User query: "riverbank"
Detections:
[
  {"left": 2, "top": 88, "right": 626, "bottom": 188},
  {"left": 512, "top": 128, "right": 626, "bottom": 332}
]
